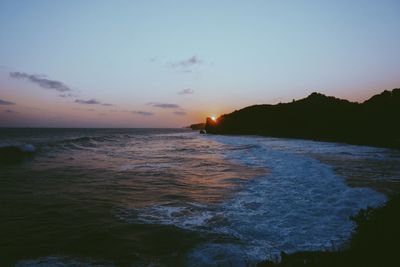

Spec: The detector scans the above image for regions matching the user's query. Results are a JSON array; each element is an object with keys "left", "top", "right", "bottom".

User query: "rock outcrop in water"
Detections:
[
  {"left": 205, "top": 89, "right": 400, "bottom": 149},
  {"left": 188, "top": 122, "right": 206, "bottom": 130}
]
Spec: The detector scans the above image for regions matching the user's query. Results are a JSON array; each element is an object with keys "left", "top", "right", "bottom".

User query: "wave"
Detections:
[
  {"left": 115, "top": 134, "right": 388, "bottom": 266},
  {"left": 29, "top": 135, "right": 122, "bottom": 155},
  {"left": 0, "top": 133, "right": 120, "bottom": 163},
  {"left": 0, "top": 144, "right": 36, "bottom": 163},
  {"left": 50, "top": 135, "right": 117, "bottom": 147},
  {"left": 114, "top": 202, "right": 221, "bottom": 230},
  {"left": 191, "top": 135, "right": 387, "bottom": 265}
]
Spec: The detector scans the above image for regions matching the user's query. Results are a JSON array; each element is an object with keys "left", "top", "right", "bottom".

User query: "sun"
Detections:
[{"left": 211, "top": 116, "right": 217, "bottom": 122}]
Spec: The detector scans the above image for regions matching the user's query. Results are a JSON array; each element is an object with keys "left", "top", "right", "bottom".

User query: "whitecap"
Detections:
[{"left": 189, "top": 135, "right": 387, "bottom": 265}]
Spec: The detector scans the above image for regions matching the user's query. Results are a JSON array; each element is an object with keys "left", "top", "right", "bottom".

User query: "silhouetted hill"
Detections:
[{"left": 205, "top": 89, "right": 400, "bottom": 149}]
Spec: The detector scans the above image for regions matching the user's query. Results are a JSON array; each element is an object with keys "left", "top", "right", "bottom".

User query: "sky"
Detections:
[{"left": 0, "top": 0, "right": 399, "bottom": 127}]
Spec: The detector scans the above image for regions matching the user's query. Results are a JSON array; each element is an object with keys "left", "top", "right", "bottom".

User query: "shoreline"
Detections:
[
  {"left": 205, "top": 134, "right": 392, "bottom": 265},
  {"left": 222, "top": 134, "right": 400, "bottom": 267},
  {"left": 204, "top": 133, "right": 400, "bottom": 266},
  {"left": 206, "top": 132, "right": 400, "bottom": 151},
  {"left": 207, "top": 132, "right": 400, "bottom": 196}
]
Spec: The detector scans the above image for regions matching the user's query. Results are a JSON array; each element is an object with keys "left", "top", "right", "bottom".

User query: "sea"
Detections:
[{"left": 1, "top": 128, "right": 400, "bottom": 267}]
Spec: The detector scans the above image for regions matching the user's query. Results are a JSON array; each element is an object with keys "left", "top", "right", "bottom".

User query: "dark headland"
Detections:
[{"left": 205, "top": 89, "right": 400, "bottom": 149}]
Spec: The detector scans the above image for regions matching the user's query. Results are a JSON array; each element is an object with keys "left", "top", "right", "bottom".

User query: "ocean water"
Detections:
[{"left": 1, "top": 128, "right": 399, "bottom": 267}]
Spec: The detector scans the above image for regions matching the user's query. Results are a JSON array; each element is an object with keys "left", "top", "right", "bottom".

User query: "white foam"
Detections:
[
  {"left": 189, "top": 135, "right": 387, "bottom": 265},
  {"left": 115, "top": 134, "right": 389, "bottom": 266},
  {"left": 118, "top": 203, "right": 221, "bottom": 230}
]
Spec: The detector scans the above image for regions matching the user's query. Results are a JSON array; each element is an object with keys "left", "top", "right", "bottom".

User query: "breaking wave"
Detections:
[
  {"left": 116, "top": 135, "right": 387, "bottom": 266},
  {"left": 3, "top": 129, "right": 397, "bottom": 267}
]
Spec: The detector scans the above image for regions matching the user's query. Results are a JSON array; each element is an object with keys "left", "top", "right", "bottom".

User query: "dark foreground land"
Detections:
[
  {"left": 205, "top": 89, "right": 400, "bottom": 149},
  {"left": 257, "top": 195, "right": 400, "bottom": 267}
]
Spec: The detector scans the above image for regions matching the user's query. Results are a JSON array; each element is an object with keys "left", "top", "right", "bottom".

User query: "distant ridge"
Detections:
[{"left": 205, "top": 89, "right": 400, "bottom": 149}]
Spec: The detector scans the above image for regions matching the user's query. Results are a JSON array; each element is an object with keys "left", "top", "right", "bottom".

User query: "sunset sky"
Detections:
[{"left": 1, "top": 0, "right": 399, "bottom": 127}]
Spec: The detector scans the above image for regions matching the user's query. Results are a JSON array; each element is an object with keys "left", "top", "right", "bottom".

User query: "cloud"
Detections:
[
  {"left": 10, "top": 72, "right": 72, "bottom": 92},
  {"left": 0, "top": 98, "right": 15, "bottom": 105},
  {"left": 59, "top": 93, "right": 77, "bottom": 98},
  {"left": 132, "top": 110, "right": 154, "bottom": 116},
  {"left": 173, "top": 111, "right": 187, "bottom": 116},
  {"left": 3, "top": 109, "right": 17, "bottom": 114},
  {"left": 170, "top": 56, "right": 203, "bottom": 68},
  {"left": 75, "top": 99, "right": 100, "bottom": 105},
  {"left": 178, "top": 88, "right": 195, "bottom": 95},
  {"left": 148, "top": 102, "right": 180, "bottom": 109},
  {"left": 75, "top": 99, "right": 114, "bottom": 106}
]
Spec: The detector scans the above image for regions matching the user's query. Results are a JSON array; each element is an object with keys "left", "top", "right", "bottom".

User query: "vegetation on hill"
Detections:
[{"left": 205, "top": 89, "right": 400, "bottom": 149}]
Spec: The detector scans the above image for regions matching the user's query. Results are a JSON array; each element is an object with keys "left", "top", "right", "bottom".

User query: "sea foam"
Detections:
[
  {"left": 187, "top": 135, "right": 387, "bottom": 265},
  {"left": 122, "top": 135, "right": 387, "bottom": 266}
]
